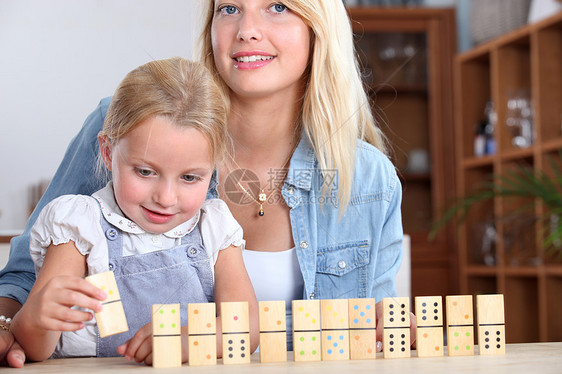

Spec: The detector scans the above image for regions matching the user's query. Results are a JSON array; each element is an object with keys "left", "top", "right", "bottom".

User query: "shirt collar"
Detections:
[
  {"left": 285, "top": 132, "right": 317, "bottom": 191},
  {"left": 92, "top": 182, "right": 199, "bottom": 238}
]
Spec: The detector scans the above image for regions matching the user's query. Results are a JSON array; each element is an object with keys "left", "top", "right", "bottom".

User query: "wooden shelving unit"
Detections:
[
  {"left": 455, "top": 12, "right": 562, "bottom": 343},
  {"left": 348, "top": 8, "right": 457, "bottom": 300}
]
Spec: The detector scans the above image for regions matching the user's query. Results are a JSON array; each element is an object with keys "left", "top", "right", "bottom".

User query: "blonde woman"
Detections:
[{"left": 1, "top": 0, "right": 413, "bottom": 367}]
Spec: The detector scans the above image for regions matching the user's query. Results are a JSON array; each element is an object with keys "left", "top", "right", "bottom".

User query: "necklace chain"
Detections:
[{"left": 227, "top": 137, "right": 300, "bottom": 217}]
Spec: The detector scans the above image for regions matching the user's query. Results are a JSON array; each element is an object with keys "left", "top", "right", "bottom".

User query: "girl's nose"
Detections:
[{"left": 154, "top": 181, "right": 177, "bottom": 208}]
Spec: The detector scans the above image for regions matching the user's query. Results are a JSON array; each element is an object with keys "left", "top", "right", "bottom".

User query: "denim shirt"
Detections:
[{"left": 0, "top": 97, "right": 403, "bottom": 305}]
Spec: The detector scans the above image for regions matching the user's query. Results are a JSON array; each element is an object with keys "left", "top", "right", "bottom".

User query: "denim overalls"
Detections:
[{"left": 95, "top": 213, "right": 214, "bottom": 357}]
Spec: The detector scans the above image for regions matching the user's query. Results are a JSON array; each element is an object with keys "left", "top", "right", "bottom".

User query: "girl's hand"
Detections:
[
  {"left": 117, "top": 322, "right": 153, "bottom": 365},
  {"left": 19, "top": 275, "right": 104, "bottom": 332},
  {"left": 117, "top": 323, "right": 189, "bottom": 366}
]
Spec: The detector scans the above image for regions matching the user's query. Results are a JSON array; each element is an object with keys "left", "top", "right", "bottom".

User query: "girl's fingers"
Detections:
[
  {"left": 123, "top": 324, "right": 152, "bottom": 361},
  {"left": 56, "top": 288, "right": 103, "bottom": 313}
]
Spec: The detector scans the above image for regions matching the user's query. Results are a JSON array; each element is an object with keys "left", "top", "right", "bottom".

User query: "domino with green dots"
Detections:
[
  {"left": 152, "top": 304, "right": 181, "bottom": 368},
  {"left": 292, "top": 300, "right": 321, "bottom": 362},
  {"left": 446, "top": 295, "right": 474, "bottom": 356}
]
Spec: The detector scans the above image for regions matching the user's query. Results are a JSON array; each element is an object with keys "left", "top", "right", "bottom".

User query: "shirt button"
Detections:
[
  {"left": 105, "top": 228, "right": 118, "bottom": 241},
  {"left": 151, "top": 235, "right": 160, "bottom": 244},
  {"left": 338, "top": 260, "right": 346, "bottom": 269},
  {"left": 299, "top": 241, "right": 309, "bottom": 249},
  {"left": 187, "top": 247, "right": 199, "bottom": 257},
  {"left": 288, "top": 186, "right": 295, "bottom": 195}
]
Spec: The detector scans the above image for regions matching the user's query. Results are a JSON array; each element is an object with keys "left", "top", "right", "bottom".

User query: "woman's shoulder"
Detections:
[{"left": 354, "top": 140, "right": 399, "bottom": 184}]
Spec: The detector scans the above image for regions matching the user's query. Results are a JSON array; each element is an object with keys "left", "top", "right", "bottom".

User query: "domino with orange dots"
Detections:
[
  {"left": 446, "top": 295, "right": 474, "bottom": 356},
  {"left": 152, "top": 304, "right": 182, "bottom": 368},
  {"left": 85, "top": 271, "right": 128, "bottom": 338},
  {"left": 348, "top": 298, "right": 376, "bottom": 360},
  {"left": 477, "top": 294, "right": 505, "bottom": 355},
  {"left": 320, "top": 299, "right": 350, "bottom": 361},
  {"left": 221, "top": 301, "right": 251, "bottom": 365},
  {"left": 188, "top": 303, "right": 217, "bottom": 366},
  {"left": 258, "top": 300, "right": 287, "bottom": 363},
  {"left": 292, "top": 300, "right": 321, "bottom": 362},
  {"left": 382, "top": 297, "right": 411, "bottom": 358},
  {"left": 415, "top": 296, "right": 444, "bottom": 357}
]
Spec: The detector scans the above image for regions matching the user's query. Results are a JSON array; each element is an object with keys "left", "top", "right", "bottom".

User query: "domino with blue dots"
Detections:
[
  {"left": 348, "top": 298, "right": 377, "bottom": 360},
  {"left": 320, "top": 299, "right": 350, "bottom": 361}
]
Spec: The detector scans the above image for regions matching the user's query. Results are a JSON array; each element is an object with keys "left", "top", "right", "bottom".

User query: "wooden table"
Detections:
[{"left": 4, "top": 343, "right": 561, "bottom": 373}]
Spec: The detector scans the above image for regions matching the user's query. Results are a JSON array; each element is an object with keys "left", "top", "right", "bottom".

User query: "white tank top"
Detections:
[{"left": 242, "top": 247, "right": 304, "bottom": 349}]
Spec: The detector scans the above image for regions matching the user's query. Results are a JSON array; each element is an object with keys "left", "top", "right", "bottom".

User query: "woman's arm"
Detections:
[
  {"left": 213, "top": 245, "right": 259, "bottom": 356},
  {"left": 10, "top": 242, "right": 105, "bottom": 362},
  {"left": 0, "top": 298, "right": 24, "bottom": 368}
]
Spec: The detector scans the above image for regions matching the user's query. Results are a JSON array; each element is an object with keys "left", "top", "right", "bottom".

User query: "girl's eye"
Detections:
[
  {"left": 182, "top": 175, "right": 199, "bottom": 183},
  {"left": 270, "top": 3, "right": 287, "bottom": 13},
  {"left": 136, "top": 168, "right": 153, "bottom": 177},
  {"left": 218, "top": 5, "right": 239, "bottom": 15}
]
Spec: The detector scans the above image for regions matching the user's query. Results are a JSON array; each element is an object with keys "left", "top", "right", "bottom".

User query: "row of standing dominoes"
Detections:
[{"left": 85, "top": 272, "right": 504, "bottom": 366}]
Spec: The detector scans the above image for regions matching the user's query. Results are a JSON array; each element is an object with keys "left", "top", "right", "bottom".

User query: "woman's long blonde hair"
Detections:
[
  {"left": 98, "top": 57, "right": 227, "bottom": 178},
  {"left": 198, "top": 0, "right": 387, "bottom": 210}
]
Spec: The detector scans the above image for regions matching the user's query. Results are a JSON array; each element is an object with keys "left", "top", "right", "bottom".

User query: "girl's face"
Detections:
[
  {"left": 99, "top": 116, "right": 213, "bottom": 234},
  {"left": 211, "top": 0, "right": 311, "bottom": 100}
]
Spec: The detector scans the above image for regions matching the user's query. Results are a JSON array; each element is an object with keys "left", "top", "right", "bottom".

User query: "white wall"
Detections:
[{"left": 0, "top": 0, "right": 199, "bottom": 231}]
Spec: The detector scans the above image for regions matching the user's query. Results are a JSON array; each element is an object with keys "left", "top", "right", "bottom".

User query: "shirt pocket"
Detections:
[{"left": 315, "top": 240, "right": 370, "bottom": 299}]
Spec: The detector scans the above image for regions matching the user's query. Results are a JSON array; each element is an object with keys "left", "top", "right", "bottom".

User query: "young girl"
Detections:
[{"left": 9, "top": 57, "right": 258, "bottom": 363}]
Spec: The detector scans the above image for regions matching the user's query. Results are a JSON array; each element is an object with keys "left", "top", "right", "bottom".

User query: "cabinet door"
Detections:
[{"left": 349, "top": 8, "right": 457, "bottom": 298}]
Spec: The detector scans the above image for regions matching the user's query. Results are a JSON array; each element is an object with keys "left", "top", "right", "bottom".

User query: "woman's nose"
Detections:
[{"left": 237, "top": 11, "right": 263, "bottom": 42}]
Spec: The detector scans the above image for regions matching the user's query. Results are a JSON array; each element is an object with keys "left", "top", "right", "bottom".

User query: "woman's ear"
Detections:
[{"left": 98, "top": 134, "right": 113, "bottom": 171}]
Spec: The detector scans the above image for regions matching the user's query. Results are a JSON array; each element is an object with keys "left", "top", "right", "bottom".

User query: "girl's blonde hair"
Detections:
[
  {"left": 198, "top": 0, "right": 387, "bottom": 210},
  {"left": 98, "top": 57, "right": 227, "bottom": 177}
]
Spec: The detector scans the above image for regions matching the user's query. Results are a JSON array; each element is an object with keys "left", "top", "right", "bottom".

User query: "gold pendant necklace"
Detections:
[{"left": 228, "top": 137, "right": 300, "bottom": 217}]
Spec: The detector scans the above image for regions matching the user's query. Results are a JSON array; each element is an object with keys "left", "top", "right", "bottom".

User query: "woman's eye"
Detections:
[
  {"left": 270, "top": 3, "right": 287, "bottom": 13},
  {"left": 218, "top": 5, "right": 239, "bottom": 15}
]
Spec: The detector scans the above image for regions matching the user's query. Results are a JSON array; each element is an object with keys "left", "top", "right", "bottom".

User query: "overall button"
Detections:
[
  {"left": 309, "top": 292, "right": 315, "bottom": 299},
  {"left": 338, "top": 260, "right": 346, "bottom": 269},
  {"left": 187, "top": 247, "right": 199, "bottom": 257},
  {"left": 105, "top": 228, "right": 118, "bottom": 241},
  {"left": 108, "top": 263, "right": 114, "bottom": 270},
  {"left": 299, "top": 241, "right": 309, "bottom": 249}
]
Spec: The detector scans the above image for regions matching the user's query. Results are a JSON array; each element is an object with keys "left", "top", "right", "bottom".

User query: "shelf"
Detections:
[
  {"left": 465, "top": 266, "right": 497, "bottom": 276},
  {"left": 545, "top": 266, "right": 562, "bottom": 276},
  {"left": 499, "top": 147, "right": 534, "bottom": 162},
  {"left": 503, "top": 266, "right": 540, "bottom": 277},
  {"left": 462, "top": 155, "right": 494, "bottom": 169},
  {"left": 541, "top": 138, "right": 562, "bottom": 152},
  {"left": 455, "top": 12, "right": 562, "bottom": 343}
]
